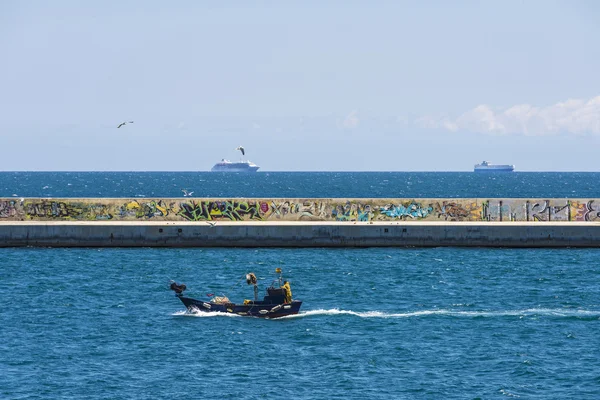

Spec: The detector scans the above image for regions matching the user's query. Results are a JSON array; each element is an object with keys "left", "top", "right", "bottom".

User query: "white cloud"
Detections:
[
  {"left": 456, "top": 105, "right": 507, "bottom": 134},
  {"left": 432, "top": 96, "right": 600, "bottom": 136}
]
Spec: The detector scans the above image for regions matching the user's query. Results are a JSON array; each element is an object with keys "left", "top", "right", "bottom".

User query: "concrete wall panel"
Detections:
[{"left": 1, "top": 221, "right": 600, "bottom": 248}]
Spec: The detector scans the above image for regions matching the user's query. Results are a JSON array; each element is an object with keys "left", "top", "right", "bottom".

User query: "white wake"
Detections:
[
  {"left": 172, "top": 308, "right": 600, "bottom": 320},
  {"left": 279, "top": 308, "right": 600, "bottom": 319}
]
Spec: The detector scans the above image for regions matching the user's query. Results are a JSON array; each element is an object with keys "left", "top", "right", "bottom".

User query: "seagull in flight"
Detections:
[
  {"left": 117, "top": 121, "right": 134, "bottom": 128},
  {"left": 206, "top": 221, "right": 217, "bottom": 227},
  {"left": 235, "top": 146, "right": 245, "bottom": 156},
  {"left": 182, "top": 189, "right": 194, "bottom": 197}
]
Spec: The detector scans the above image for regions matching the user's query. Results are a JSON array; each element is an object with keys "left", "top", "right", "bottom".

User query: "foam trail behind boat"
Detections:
[{"left": 277, "top": 308, "right": 600, "bottom": 320}]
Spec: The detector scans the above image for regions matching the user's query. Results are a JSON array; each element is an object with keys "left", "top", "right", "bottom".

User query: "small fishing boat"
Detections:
[{"left": 170, "top": 268, "right": 302, "bottom": 318}]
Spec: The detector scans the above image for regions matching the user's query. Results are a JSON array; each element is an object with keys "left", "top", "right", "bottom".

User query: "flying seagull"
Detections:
[
  {"left": 182, "top": 189, "right": 194, "bottom": 197},
  {"left": 117, "top": 121, "right": 134, "bottom": 128},
  {"left": 235, "top": 146, "right": 245, "bottom": 156},
  {"left": 206, "top": 221, "right": 217, "bottom": 227}
]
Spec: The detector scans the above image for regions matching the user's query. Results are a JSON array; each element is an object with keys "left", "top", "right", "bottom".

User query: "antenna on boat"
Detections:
[{"left": 275, "top": 267, "right": 283, "bottom": 286}]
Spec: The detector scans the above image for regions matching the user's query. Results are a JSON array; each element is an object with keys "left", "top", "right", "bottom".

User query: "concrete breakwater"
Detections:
[
  {"left": 0, "top": 198, "right": 599, "bottom": 247},
  {"left": 1, "top": 221, "right": 600, "bottom": 248}
]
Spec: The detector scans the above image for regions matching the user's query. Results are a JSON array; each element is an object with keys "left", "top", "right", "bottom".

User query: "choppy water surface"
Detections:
[
  {"left": 0, "top": 171, "right": 599, "bottom": 198},
  {"left": 2, "top": 247, "right": 599, "bottom": 399}
]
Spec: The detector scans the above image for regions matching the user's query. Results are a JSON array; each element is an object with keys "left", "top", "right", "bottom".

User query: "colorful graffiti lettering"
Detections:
[
  {"left": 583, "top": 200, "right": 600, "bottom": 221},
  {"left": 119, "top": 200, "right": 169, "bottom": 219},
  {"left": 527, "top": 200, "right": 549, "bottom": 221},
  {"left": 266, "top": 201, "right": 331, "bottom": 221},
  {"left": 332, "top": 202, "right": 373, "bottom": 221},
  {"left": 0, "top": 200, "right": 18, "bottom": 218},
  {"left": 527, "top": 200, "right": 573, "bottom": 221},
  {"left": 25, "top": 201, "right": 84, "bottom": 219},
  {"left": 178, "top": 201, "right": 262, "bottom": 221},
  {"left": 2, "top": 197, "right": 600, "bottom": 223},
  {"left": 294, "top": 201, "right": 330, "bottom": 221},
  {"left": 379, "top": 202, "right": 433, "bottom": 220},
  {"left": 87, "top": 204, "right": 113, "bottom": 220},
  {"left": 435, "top": 201, "right": 470, "bottom": 221},
  {"left": 269, "top": 201, "right": 297, "bottom": 219}
]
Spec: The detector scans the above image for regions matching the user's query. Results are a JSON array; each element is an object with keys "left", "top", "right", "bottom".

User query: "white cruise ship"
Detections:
[
  {"left": 211, "top": 146, "right": 260, "bottom": 172},
  {"left": 211, "top": 159, "right": 260, "bottom": 172},
  {"left": 474, "top": 160, "right": 515, "bottom": 172}
]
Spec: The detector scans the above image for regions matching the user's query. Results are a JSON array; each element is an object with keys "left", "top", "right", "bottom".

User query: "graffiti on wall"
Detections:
[
  {"left": 528, "top": 200, "right": 551, "bottom": 221},
  {"left": 434, "top": 201, "right": 478, "bottom": 221},
  {"left": 119, "top": 200, "right": 170, "bottom": 219},
  {"left": 24, "top": 200, "right": 113, "bottom": 220},
  {"left": 332, "top": 202, "right": 373, "bottom": 221},
  {"left": 1, "top": 198, "right": 600, "bottom": 222},
  {"left": 572, "top": 200, "right": 600, "bottom": 222},
  {"left": 25, "top": 201, "right": 84, "bottom": 219},
  {"left": 0, "top": 200, "right": 19, "bottom": 218},
  {"left": 177, "top": 200, "right": 262, "bottom": 221},
  {"left": 498, "top": 201, "right": 518, "bottom": 222},
  {"left": 264, "top": 201, "right": 331, "bottom": 221},
  {"left": 526, "top": 200, "right": 572, "bottom": 222},
  {"left": 379, "top": 202, "right": 433, "bottom": 220}
]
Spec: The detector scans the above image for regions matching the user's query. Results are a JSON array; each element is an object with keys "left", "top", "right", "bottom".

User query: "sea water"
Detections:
[
  {"left": 1, "top": 172, "right": 599, "bottom": 399},
  {"left": 0, "top": 171, "right": 598, "bottom": 198}
]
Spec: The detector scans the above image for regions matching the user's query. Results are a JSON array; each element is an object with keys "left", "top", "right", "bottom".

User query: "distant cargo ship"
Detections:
[
  {"left": 211, "top": 145, "right": 260, "bottom": 172},
  {"left": 474, "top": 160, "right": 514, "bottom": 172}
]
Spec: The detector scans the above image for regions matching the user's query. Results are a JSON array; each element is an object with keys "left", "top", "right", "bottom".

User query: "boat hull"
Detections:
[
  {"left": 211, "top": 161, "right": 260, "bottom": 172},
  {"left": 474, "top": 167, "right": 514, "bottom": 172},
  {"left": 177, "top": 295, "right": 302, "bottom": 318},
  {"left": 210, "top": 166, "right": 260, "bottom": 172},
  {"left": 474, "top": 161, "right": 514, "bottom": 172}
]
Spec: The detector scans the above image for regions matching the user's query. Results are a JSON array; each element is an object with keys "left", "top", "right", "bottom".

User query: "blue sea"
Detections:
[
  {"left": 1, "top": 172, "right": 600, "bottom": 399},
  {"left": 0, "top": 171, "right": 599, "bottom": 198}
]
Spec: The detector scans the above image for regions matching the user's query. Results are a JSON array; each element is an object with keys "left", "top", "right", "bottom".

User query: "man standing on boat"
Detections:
[{"left": 282, "top": 281, "right": 292, "bottom": 304}]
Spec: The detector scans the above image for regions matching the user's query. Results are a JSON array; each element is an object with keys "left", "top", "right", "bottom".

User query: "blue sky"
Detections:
[{"left": 1, "top": 1, "right": 599, "bottom": 171}]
